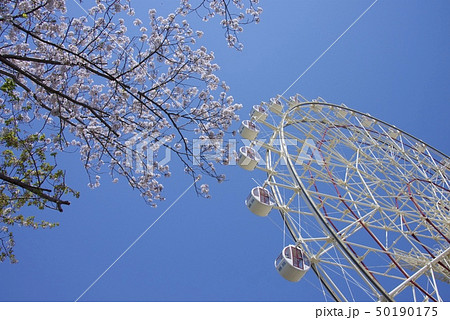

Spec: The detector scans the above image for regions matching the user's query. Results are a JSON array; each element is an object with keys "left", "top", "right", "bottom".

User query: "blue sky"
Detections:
[{"left": 1, "top": 0, "right": 449, "bottom": 302}]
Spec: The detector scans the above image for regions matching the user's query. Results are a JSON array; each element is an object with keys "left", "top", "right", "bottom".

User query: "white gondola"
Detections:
[
  {"left": 245, "top": 186, "right": 275, "bottom": 217},
  {"left": 238, "top": 146, "right": 261, "bottom": 171},
  {"left": 415, "top": 142, "right": 426, "bottom": 153},
  {"left": 361, "top": 116, "right": 374, "bottom": 128},
  {"left": 250, "top": 105, "right": 268, "bottom": 122},
  {"left": 310, "top": 103, "right": 322, "bottom": 112},
  {"left": 388, "top": 128, "right": 400, "bottom": 139},
  {"left": 268, "top": 102, "right": 283, "bottom": 114},
  {"left": 336, "top": 109, "right": 348, "bottom": 119},
  {"left": 441, "top": 159, "right": 450, "bottom": 171},
  {"left": 274, "top": 245, "right": 310, "bottom": 282},
  {"left": 238, "top": 120, "right": 260, "bottom": 140}
]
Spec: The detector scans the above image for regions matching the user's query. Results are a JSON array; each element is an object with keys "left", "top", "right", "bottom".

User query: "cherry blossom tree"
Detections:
[{"left": 0, "top": 0, "right": 262, "bottom": 263}]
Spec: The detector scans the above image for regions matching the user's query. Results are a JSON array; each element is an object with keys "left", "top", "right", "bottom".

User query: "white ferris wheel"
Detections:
[{"left": 238, "top": 94, "right": 450, "bottom": 302}]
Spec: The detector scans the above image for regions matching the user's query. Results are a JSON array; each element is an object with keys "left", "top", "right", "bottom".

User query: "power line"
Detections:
[
  {"left": 75, "top": 178, "right": 199, "bottom": 302},
  {"left": 281, "top": 0, "right": 380, "bottom": 97}
]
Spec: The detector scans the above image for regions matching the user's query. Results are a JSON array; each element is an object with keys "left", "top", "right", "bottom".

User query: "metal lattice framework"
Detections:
[{"left": 245, "top": 94, "right": 450, "bottom": 302}]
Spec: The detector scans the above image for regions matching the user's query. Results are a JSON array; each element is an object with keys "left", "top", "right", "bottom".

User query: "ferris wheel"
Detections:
[{"left": 238, "top": 94, "right": 450, "bottom": 302}]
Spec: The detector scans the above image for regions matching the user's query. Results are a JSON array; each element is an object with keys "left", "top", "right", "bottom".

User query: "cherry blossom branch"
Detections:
[
  {"left": 0, "top": 172, "right": 70, "bottom": 212},
  {"left": 0, "top": 54, "right": 118, "bottom": 136}
]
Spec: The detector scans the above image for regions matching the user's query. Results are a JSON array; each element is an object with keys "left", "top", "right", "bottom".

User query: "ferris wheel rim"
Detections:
[{"left": 284, "top": 100, "right": 449, "bottom": 160}]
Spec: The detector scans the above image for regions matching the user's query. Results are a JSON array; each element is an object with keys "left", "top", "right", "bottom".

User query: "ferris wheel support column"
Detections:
[
  {"left": 389, "top": 246, "right": 450, "bottom": 299},
  {"left": 278, "top": 107, "right": 395, "bottom": 302}
]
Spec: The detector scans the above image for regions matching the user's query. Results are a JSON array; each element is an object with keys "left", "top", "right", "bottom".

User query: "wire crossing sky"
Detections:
[
  {"left": 281, "top": 0, "right": 379, "bottom": 96},
  {"left": 75, "top": 178, "right": 199, "bottom": 302}
]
